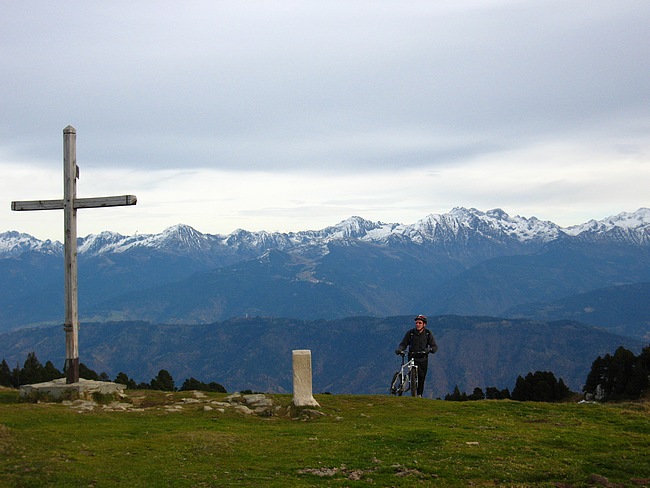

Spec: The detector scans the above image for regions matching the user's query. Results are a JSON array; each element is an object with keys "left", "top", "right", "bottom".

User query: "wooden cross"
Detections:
[{"left": 11, "top": 126, "right": 137, "bottom": 384}]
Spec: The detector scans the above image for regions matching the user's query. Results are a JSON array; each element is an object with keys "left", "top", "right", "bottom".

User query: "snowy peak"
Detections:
[
  {"left": 224, "top": 228, "right": 298, "bottom": 252},
  {"left": 160, "top": 223, "right": 204, "bottom": 240},
  {"left": 404, "top": 207, "right": 562, "bottom": 244},
  {"left": 3, "top": 208, "right": 650, "bottom": 260},
  {"left": 155, "top": 224, "right": 211, "bottom": 251},
  {"left": 77, "top": 231, "right": 130, "bottom": 255},
  {"left": 321, "top": 216, "right": 392, "bottom": 240},
  {"left": 566, "top": 208, "right": 650, "bottom": 233},
  {"left": 564, "top": 208, "right": 650, "bottom": 244},
  {"left": 76, "top": 225, "right": 215, "bottom": 256},
  {"left": 0, "top": 231, "right": 62, "bottom": 257}
]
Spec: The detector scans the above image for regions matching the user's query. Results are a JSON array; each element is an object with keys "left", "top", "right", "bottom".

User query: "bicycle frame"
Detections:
[{"left": 390, "top": 353, "right": 419, "bottom": 396}]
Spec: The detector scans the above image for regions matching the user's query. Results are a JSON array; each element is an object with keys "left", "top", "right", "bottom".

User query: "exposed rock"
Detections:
[
  {"left": 102, "top": 402, "right": 132, "bottom": 411},
  {"left": 19, "top": 378, "right": 126, "bottom": 402},
  {"left": 52, "top": 390, "right": 293, "bottom": 418},
  {"left": 243, "top": 394, "right": 272, "bottom": 408},
  {"left": 180, "top": 398, "right": 201, "bottom": 404},
  {"left": 233, "top": 405, "right": 255, "bottom": 415},
  {"left": 224, "top": 393, "right": 245, "bottom": 404}
]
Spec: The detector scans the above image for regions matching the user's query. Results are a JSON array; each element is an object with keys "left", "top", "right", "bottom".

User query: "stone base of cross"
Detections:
[{"left": 11, "top": 126, "right": 137, "bottom": 384}]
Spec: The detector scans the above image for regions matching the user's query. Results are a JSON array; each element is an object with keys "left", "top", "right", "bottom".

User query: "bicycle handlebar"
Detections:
[
  {"left": 396, "top": 349, "right": 433, "bottom": 357},
  {"left": 410, "top": 350, "right": 430, "bottom": 357}
]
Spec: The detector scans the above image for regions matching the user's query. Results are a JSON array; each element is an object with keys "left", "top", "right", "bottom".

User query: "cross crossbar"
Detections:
[{"left": 12, "top": 195, "right": 137, "bottom": 211}]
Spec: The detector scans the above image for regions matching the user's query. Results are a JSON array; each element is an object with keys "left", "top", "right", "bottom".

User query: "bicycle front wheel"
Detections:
[
  {"left": 390, "top": 372, "right": 402, "bottom": 395},
  {"left": 409, "top": 367, "right": 418, "bottom": 397}
]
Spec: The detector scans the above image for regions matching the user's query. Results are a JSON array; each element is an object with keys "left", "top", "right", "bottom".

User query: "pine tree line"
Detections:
[
  {"left": 444, "top": 345, "right": 649, "bottom": 402},
  {"left": 0, "top": 353, "right": 226, "bottom": 393},
  {"left": 444, "top": 371, "right": 571, "bottom": 402},
  {"left": 2, "top": 345, "right": 648, "bottom": 401}
]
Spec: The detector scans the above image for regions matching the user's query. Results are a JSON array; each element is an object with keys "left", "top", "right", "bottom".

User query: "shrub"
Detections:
[{"left": 180, "top": 377, "right": 227, "bottom": 393}]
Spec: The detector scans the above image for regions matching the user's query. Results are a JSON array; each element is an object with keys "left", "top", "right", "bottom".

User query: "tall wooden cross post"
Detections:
[{"left": 11, "top": 126, "right": 137, "bottom": 384}]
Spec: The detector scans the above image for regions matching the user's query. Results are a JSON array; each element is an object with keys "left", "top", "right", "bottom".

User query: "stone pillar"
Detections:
[{"left": 292, "top": 349, "right": 320, "bottom": 407}]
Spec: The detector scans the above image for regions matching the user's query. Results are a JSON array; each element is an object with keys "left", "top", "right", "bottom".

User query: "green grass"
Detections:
[{"left": 0, "top": 387, "right": 648, "bottom": 487}]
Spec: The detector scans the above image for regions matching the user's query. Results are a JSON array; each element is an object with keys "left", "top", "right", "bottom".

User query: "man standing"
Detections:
[{"left": 395, "top": 315, "right": 438, "bottom": 397}]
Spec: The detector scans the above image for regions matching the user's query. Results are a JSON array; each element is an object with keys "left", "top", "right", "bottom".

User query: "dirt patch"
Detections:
[
  {"left": 298, "top": 467, "right": 340, "bottom": 477},
  {"left": 0, "top": 424, "right": 15, "bottom": 454}
]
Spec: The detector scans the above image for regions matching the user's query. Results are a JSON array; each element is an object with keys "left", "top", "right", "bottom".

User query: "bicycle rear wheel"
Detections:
[{"left": 409, "top": 367, "right": 418, "bottom": 397}]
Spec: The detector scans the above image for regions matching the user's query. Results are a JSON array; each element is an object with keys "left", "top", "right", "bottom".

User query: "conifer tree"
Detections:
[
  {"left": 512, "top": 371, "right": 570, "bottom": 402},
  {"left": 79, "top": 363, "right": 99, "bottom": 381},
  {"left": 114, "top": 372, "right": 138, "bottom": 389},
  {"left": 468, "top": 387, "right": 485, "bottom": 400},
  {"left": 19, "top": 352, "right": 44, "bottom": 385},
  {"left": 444, "top": 385, "right": 468, "bottom": 401},
  {"left": 639, "top": 345, "right": 650, "bottom": 372},
  {"left": 43, "top": 361, "right": 63, "bottom": 381},
  {"left": 150, "top": 369, "right": 175, "bottom": 391},
  {"left": 609, "top": 347, "right": 636, "bottom": 399},
  {"left": 584, "top": 355, "right": 608, "bottom": 397},
  {"left": 0, "top": 359, "right": 12, "bottom": 387},
  {"left": 511, "top": 375, "right": 529, "bottom": 401},
  {"left": 584, "top": 346, "right": 649, "bottom": 401},
  {"left": 206, "top": 382, "right": 227, "bottom": 393},
  {"left": 180, "top": 377, "right": 204, "bottom": 391},
  {"left": 10, "top": 363, "right": 21, "bottom": 388}
]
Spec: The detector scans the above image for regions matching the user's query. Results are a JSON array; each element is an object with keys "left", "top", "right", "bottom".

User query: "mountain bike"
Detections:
[{"left": 389, "top": 352, "right": 418, "bottom": 396}]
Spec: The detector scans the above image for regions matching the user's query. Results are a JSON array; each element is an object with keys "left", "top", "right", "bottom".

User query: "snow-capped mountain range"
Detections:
[
  {"left": 2, "top": 207, "right": 650, "bottom": 337},
  {"left": 2, "top": 207, "right": 649, "bottom": 260}
]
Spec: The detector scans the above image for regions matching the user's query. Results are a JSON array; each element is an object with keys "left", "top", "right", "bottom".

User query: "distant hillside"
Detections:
[
  {"left": 503, "top": 282, "right": 650, "bottom": 341},
  {"left": 431, "top": 241, "right": 650, "bottom": 328},
  {"left": 0, "top": 315, "right": 644, "bottom": 397}
]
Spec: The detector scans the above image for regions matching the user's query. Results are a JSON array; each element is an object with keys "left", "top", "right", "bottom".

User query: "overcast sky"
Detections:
[{"left": 2, "top": 1, "right": 649, "bottom": 241}]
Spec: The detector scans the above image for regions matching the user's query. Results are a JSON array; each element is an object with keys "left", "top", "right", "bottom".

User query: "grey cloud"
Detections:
[{"left": 1, "top": 1, "right": 649, "bottom": 176}]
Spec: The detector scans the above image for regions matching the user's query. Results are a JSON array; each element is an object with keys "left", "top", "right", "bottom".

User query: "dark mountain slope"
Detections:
[
  {"left": 431, "top": 241, "right": 650, "bottom": 316},
  {"left": 86, "top": 250, "right": 370, "bottom": 323},
  {"left": 503, "top": 282, "right": 650, "bottom": 341},
  {"left": 0, "top": 316, "right": 643, "bottom": 397},
  {"left": 0, "top": 252, "right": 63, "bottom": 328}
]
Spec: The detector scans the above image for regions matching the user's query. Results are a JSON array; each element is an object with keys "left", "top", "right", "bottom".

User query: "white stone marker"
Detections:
[{"left": 292, "top": 349, "right": 320, "bottom": 407}]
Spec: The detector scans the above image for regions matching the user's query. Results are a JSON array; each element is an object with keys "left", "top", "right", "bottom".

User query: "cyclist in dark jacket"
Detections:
[{"left": 395, "top": 314, "right": 438, "bottom": 397}]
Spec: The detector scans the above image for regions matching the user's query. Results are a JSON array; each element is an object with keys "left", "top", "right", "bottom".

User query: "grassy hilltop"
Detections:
[{"left": 0, "top": 387, "right": 648, "bottom": 487}]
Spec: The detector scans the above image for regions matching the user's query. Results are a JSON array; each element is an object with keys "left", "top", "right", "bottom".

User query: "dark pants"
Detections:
[{"left": 414, "top": 358, "right": 428, "bottom": 396}]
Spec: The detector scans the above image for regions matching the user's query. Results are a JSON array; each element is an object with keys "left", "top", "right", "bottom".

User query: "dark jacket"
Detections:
[{"left": 398, "top": 327, "right": 438, "bottom": 360}]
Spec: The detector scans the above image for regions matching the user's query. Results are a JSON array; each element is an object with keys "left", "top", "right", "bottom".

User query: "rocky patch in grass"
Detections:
[
  {"left": 62, "top": 390, "right": 328, "bottom": 420},
  {"left": 298, "top": 461, "right": 440, "bottom": 483}
]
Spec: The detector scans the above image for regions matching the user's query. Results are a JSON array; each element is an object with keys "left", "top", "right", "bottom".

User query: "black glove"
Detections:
[{"left": 395, "top": 349, "right": 404, "bottom": 356}]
